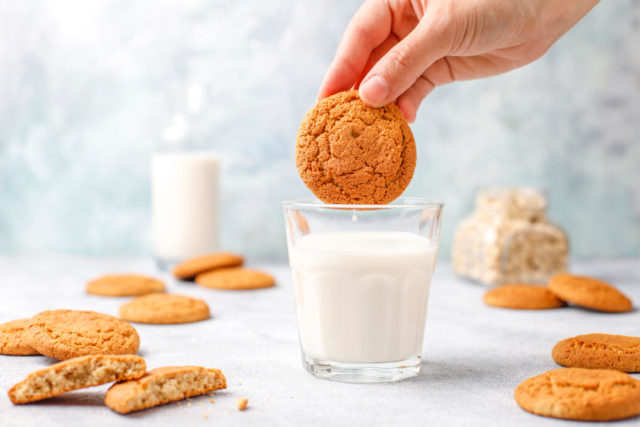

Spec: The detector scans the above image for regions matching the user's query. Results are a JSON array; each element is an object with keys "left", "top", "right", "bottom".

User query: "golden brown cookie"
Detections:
[
  {"left": 86, "top": 274, "right": 166, "bottom": 296},
  {"left": 172, "top": 252, "right": 244, "bottom": 279},
  {"left": 514, "top": 368, "right": 640, "bottom": 421},
  {"left": 0, "top": 319, "right": 39, "bottom": 356},
  {"left": 552, "top": 333, "right": 640, "bottom": 372},
  {"left": 119, "top": 294, "right": 210, "bottom": 324},
  {"left": 25, "top": 310, "right": 140, "bottom": 360},
  {"left": 548, "top": 273, "right": 633, "bottom": 312},
  {"left": 8, "top": 354, "right": 146, "bottom": 404},
  {"left": 105, "top": 366, "right": 227, "bottom": 414},
  {"left": 295, "top": 90, "right": 416, "bottom": 204},
  {"left": 483, "top": 284, "right": 566, "bottom": 310},
  {"left": 195, "top": 267, "right": 275, "bottom": 290}
]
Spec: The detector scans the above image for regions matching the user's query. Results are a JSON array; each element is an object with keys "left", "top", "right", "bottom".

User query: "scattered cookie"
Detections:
[
  {"left": 195, "top": 267, "right": 275, "bottom": 290},
  {"left": 86, "top": 274, "right": 165, "bottom": 296},
  {"left": 236, "top": 397, "right": 248, "bottom": 411},
  {"left": 0, "top": 319, "right": 39, "bottom": 356},
  {"left": 483, "top": 284, "right": 566, "bottom": 310},
  {"left": 514, "top": 368, "right": 640, "bottom": 421},
  {"left": 119, "top": 294, "right": 210, "bottom": 324},
  {"left": 172, "top": 252, "right": 244, "bottom": 279},
  {"left": 26, "top": 310, "right": 140, "bottom": 360},
  {"left": 8, "top": 354, "right": 146, "bottom": 404},
  {"left": 548, "top": 273, "right": 633, "bottom": 313},
  {"left": 552, "top": 333, "right": 640, "bottom": 372},
  {"left": 104, "top": 366, "right": 227, "bottom": 414},
  {"left": 295, "top": 90, "right": 416, "bottom": 204}
]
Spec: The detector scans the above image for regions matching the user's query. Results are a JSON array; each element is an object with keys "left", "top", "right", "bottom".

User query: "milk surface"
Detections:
[{"left": 291, "top": 231, "right": 437, "bottom": 363}]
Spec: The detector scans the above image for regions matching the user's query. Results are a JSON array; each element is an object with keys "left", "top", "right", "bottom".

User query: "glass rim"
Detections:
[{"left": 282, "top": 198, "right": 444, "bottom": 210}]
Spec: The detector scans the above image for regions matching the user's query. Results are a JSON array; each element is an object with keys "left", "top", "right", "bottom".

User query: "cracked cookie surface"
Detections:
[
  {"left": 296, "top": 90, "right": 416, "bottom": 204},
  {"left": 552, "top": 333, "right": 640, "bottom": 372},
  {"left": 25, "top": 310, "right": 140, "bottom": 360},
  {"left": 0, "top": 318, "right": 39, "bottom": 356},
  {"left": 514, "top": 368, "right": 640, "bottom": 421}
]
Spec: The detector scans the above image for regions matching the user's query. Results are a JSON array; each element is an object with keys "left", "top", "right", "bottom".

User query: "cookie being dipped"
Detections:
[{"left": 296, "top": 90, "right": 416, "bottom": 204}]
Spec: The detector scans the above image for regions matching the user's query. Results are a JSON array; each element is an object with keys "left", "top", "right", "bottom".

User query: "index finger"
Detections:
[{"left": 317, "top": 0, "right": 392, "bottom": 100}]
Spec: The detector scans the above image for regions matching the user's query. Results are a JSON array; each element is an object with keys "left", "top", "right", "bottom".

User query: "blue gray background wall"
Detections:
[{"left": 1, "top": 0, "right": 639, "bottom": 259}]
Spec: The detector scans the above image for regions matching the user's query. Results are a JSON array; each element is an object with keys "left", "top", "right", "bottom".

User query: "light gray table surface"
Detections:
[{"left": 0, "top": 256, "right": 638, "bottom": 426}]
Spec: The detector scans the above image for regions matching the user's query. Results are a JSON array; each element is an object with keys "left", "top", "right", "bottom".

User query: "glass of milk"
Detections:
[
  {"left": 151, "top": 152, "right": 219, "bottom": 270},
  {"left": 283, "top": 199, "right": 443, "bottom": 383}
]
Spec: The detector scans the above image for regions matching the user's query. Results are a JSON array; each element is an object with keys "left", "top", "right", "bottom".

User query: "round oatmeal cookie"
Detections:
[
  {"left": 295, "top": 90, "right": 416, "bottom": 204},
  {"left": 483, "top": 284, "right": 566, "bottom": 310},
  {"left": 172, "top": 252, "right": 244, "bottom": 280},
  {"left": 552, "top": 333, "right": 640, "bottom": 372},
  {"left": 195, "top": 267, "right": 275, "bottom": 290},
  {"left": 514, "top": 368, "right": 640, "bottom": 421},
  {"left": 86, "top": 274, "right": 166, "bottom": 296},
  {"left": 0, "top": 319, "right": 39, "bottom": 356},
  {"left": 119, "top": 294, "right": 210, "bottom": 324},
  {"left": 548, "top": 273, "right": 632, "bottom": 313},
  {"left": 25, "top": 310, "right": 140, "bottom": 360}
]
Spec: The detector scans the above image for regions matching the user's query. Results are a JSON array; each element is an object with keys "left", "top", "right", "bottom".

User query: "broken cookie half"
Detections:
[{"left": 105, "top": 365, "right": 227, "bottom": 414}]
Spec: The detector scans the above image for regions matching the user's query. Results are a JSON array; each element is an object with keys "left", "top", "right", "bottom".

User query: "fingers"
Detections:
[
  {"left": 395, "top": 57, "right": 455, "bottom": 123},
  {"left": 396, "top": 76, "right": 435, "bottom": 123},
  {"left": 318, "top": 0, "right": 392, "bottom": 100},
  {"left": 359, "top": 17, "right": 450, "bottom": 107},
  {"left": 354, "top": 33, "right": 399, "bottom": 89}
]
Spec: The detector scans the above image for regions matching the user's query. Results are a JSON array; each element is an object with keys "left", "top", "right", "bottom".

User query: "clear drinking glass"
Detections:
[{"left": 283, "top": 198, "right": 443, "bottom": 383}]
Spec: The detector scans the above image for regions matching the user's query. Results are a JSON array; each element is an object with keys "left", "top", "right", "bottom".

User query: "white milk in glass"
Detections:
[
  {"left": 291, "top": 231, "right": 437, "bottom": 363},
  {"left": 151, "top": 153, "right": 219, "bottom": 266}
]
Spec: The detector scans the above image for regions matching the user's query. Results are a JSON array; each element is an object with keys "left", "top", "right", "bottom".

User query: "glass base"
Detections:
[{"left": 302, "top": 352, "right": 421, "bottom": 383}]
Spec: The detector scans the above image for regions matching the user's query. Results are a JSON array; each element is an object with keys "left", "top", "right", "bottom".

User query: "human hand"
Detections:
[{"left": 318, "top": 0, "right": 599, "bottom": 122}]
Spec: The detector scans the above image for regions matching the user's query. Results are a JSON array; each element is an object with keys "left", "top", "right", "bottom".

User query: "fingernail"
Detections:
[{"left": 359, "top": 76, "right": 389, "bottom": 107}]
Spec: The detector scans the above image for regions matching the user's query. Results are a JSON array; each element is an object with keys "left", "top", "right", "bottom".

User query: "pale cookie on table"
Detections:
[
  {"left": 195, "top": 267, "right": 275, "bottom": 290},
  {"left": 104, "top": 366, "right": 227, "bottom": 414},
  {"left": 86, "top": 274, "right": 165, "bottom": 296},
  {"left": 552, "top": 333, "right": 640, "bottom": 372},
  {"left": 548, "top": 273, "right": 633, "bottom": 313},
  {"left": 25, "top": 310, "right": 140, "bottom": 360},
  {"left": 172, "top": 252, "right": 244, "bottom": 279},
  {"left": 514, "top": 368, "right": 640, "bottom": 421},
  {"left": 8, "top": 354, "right": 146, "bottom": 404},
  {"left": 483, "top": 284, "right": 566, "bottom": 310},
  {"left": 119, "top": 294, "right": 210, "bottom": 324},
  {"left": 295, "top": 90, "right": 416, "bottom": 204},
  {"left": 0, "top": 319, "right": 39, "bottom": 356}
]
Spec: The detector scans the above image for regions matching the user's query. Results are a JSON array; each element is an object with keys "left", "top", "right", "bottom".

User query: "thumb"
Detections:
[{"left": 359, "top": 18, "right": 447, "bottom": 107}]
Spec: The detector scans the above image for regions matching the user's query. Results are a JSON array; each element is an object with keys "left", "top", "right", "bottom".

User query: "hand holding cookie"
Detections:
[{"left": 296, "top": 90, "right": 416, "bottom": 204}]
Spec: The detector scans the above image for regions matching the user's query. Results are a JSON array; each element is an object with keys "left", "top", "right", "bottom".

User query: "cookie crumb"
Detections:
[
  {"left": 210, "top": 398, "right": 215, "bottom": 404},
  {"left": 236, "top": 397, "right": 248, "bottom": 411},
  {"left": 238, "top": 381, "right": 243, "bottom": 386},
  {"left": 202, "top": 412, "right": 208, "bottom": 419}
]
